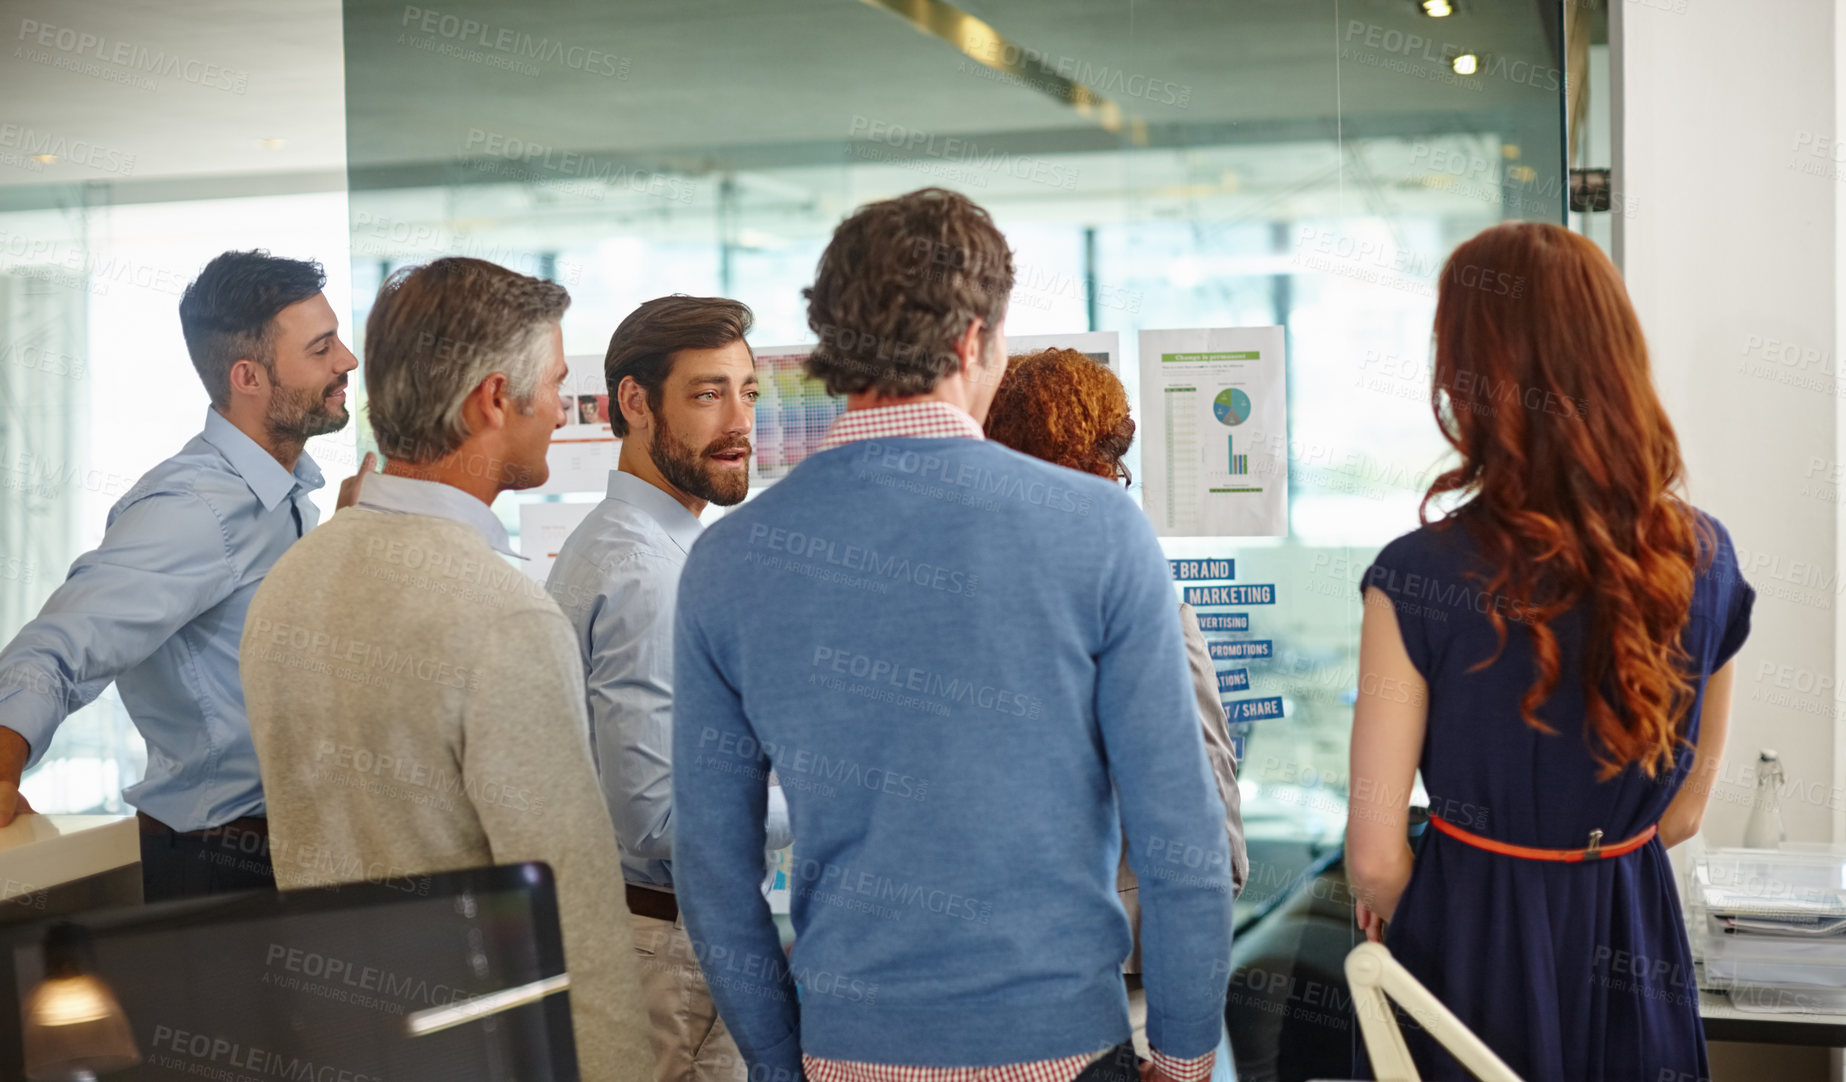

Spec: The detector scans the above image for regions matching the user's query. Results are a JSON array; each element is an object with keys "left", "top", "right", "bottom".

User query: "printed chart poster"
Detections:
[
  {"left": 537, "top": 353, "right": 621, "bottom": 494},
  {"left": 1139, "top": 327, "right": 1287, "bottom": 537},
  {"left": 1006, "top": 331, "right": 1120, "bottom": 372},
  {"left": 517, "top": 500, "right": 597, "bottom": 583},
  {"left": 752, "top": 345, "right": 845, "bottom": 482}
]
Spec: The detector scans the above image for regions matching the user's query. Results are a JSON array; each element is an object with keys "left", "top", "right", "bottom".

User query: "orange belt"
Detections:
[{"left": 1428, "top": 813, "right": 1657, "bottom": 863}]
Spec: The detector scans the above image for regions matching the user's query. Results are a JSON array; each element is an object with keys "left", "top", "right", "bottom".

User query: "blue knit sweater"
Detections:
[{"left": 672, "top": 435, "right": 1233, "bottom": 1076}]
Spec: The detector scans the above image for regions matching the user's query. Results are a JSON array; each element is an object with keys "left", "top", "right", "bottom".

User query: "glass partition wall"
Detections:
[
  {"left": 0, "top": 0, "right": 1568, "bottom": 909},
  {"left": 340, "top": 0, "right": 1567, "bottom": 921},
  {"left": 0, "top": 0, "right": 1564, "bottom": 1073},
  {"left": 0, "top": 0, "right": 350, "bottom": 814}
]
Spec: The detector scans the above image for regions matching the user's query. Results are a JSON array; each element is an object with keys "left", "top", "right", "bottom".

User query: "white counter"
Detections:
[{"left": 0, "top": 814, "right": 137, "bottom": 904}]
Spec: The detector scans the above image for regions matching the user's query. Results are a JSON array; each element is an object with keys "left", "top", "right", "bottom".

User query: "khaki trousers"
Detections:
[{"left": 630, "top": 913, "right": 747, "bottom": 1082}]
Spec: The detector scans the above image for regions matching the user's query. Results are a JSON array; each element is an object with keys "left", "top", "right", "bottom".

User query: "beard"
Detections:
[
  {"left": 266, "top": 374, "right": 350, "bottom": 445},
  {"left": 651, "top": 413, "right": 750, "bottom": 507}
]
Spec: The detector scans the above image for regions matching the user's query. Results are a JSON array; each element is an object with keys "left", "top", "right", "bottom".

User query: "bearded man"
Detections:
[
  {"left": 545, "top": 294, "right": 774, "bottom": 1082},
  {"left": 0, "top": 249, "right": 366, "bottom": 901}
]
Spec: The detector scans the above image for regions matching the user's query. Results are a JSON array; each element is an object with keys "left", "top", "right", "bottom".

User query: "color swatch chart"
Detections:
[{"left": 753, "top": 348, "right": 845, "bottom": 480}]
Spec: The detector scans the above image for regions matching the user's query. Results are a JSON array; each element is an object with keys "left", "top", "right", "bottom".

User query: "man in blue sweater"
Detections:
[{"left": 672, "top": 188, "right": 1233, "bottom": 1082}]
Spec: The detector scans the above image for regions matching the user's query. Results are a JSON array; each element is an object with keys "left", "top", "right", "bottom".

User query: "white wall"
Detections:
[{"left": 1614, "top": 0, "right": 1840, "bottom": 846}]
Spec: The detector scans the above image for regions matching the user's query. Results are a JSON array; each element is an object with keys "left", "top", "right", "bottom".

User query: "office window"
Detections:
[
  {"left": 340, "top": 0, "right": 1566, "bottom": 915},
  {"left": 2, "top": 1, "right": 1565, "bottom": 923}
]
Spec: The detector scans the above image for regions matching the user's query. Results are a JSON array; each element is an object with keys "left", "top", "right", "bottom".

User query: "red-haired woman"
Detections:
[
  {"left": 1345, "top": 222, "right": 1752, "bottom": 1081},
  {"left": 986, "top": 348, "right": 1246, "bottom": 1068}
]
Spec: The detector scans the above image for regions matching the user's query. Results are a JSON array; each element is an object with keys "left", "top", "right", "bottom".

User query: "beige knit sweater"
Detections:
[{"left": 240, "top": 507, "right": 652, "bottom": 1081}]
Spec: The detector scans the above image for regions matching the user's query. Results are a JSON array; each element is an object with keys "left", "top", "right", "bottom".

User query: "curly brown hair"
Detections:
[
  {"left": 803, "top": 188, "right": 1014, "bottom": 397},
  {"left": 984, "top": 348, "right": 1134, "bottom": 484}
]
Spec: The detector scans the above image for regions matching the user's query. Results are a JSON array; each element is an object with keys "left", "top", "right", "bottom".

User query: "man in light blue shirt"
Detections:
[
  {"left": 548, "top": 295, "right": 785, "bottom": 1082},
  {"left": 0, "top": 249, "right": 362, "bottom": 901}
]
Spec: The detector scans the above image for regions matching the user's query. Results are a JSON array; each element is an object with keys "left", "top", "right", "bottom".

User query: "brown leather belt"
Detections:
[
  {"left": 136, "top": 812, "right": 269, "bottom": 840},
  {"left": 625, "top": 883, "right": 678, "bottom": 922}
]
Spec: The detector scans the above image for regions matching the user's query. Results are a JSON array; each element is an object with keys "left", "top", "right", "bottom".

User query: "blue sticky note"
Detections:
[
  {"left": 1225, "top": 696, "right": 1285, "bottom": 722},
  {"left": 1184, "top": 584, "right": 1275, "bottom": 606},
  {"left": 1195, "top": 614, "right": 1250, "bottom": 632},
  {"left": 1169, "top": 559, "right": 1235, "bottom": 582},
  {"left": 1210, "top": 640, "right": 1273, "bottom": 660}
]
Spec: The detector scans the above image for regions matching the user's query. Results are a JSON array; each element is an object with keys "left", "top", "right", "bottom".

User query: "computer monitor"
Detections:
[{"left": 1, "top": 862, "right": 577, "bottom": 1082}]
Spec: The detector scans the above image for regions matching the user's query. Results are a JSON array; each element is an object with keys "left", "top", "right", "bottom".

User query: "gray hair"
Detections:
[{"left": 363, "top": 257, "right": 570, "bottom": 463}]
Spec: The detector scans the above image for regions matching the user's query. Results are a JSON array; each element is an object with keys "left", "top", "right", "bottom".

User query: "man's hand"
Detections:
[
  {"left": 0, "top": 727, "right": 36, "bottom": 828},
  {"left": 336, "top": 452, "right": 378, "bottom": 510}
]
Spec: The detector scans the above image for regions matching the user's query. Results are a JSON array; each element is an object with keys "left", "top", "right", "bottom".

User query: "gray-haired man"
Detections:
[{"left": 241, "top": 257, "right": 652, "bottom": 1080}]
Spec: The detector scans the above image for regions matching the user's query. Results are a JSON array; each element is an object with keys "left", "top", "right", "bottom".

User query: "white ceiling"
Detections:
[{"left": 0, "top": 0, "right": 345, "bottom": 192}]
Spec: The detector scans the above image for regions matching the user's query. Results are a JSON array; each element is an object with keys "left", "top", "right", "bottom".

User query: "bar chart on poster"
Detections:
[{"left": 1140, "top": 327, "right": 1287, "bottom": 537}]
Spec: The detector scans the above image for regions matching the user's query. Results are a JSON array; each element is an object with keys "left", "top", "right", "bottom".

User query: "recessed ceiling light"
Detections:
[
  {"left": 30, "top": 154, "right": 55, "bottom": 164},
  {"left": 258, "top": 138, "right": 286, "bottom": 150},
  {"left": 1451, "top": 54, "right": 1478, "bottom": 75},
  {"left": 1423, "top": 0, "right": 1454, "bottom": 16}
]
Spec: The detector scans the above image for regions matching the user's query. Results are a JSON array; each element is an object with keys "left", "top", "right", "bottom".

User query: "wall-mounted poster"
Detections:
[
  {"left": 517, "top": 500, "right": 597, "bottom": 582},
  {"left": 1138, "top": 327, "right": 1287, "bottom": 537},
  {"left": 537, "top": 353, "right": 620, "bottom": 494},
  {"left": 1005, "top": 331, "right": 1119, "bottom": 372},
  {"left": 751, "top": 345, "right": 844, "bottom": 482}
]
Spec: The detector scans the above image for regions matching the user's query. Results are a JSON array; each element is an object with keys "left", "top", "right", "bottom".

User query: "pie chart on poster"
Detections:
[{"left": 1213, "top": 387, "right": 1252, "bottom": 426}]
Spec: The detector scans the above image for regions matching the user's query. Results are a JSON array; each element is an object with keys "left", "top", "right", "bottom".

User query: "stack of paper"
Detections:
[{"left": 1694, "top": 848, "right": 1846, "bottom": 1012}]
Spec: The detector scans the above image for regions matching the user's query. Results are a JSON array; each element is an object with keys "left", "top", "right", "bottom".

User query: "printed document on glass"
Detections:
[
  {"left": 517, "top": 500, "right": 597, "bottom": 582},
  {"left": 1006, "top": 331, "right": 1120, "bottom": 372},
  {"left": 536, "top": 353, "right": 620, "bottom": 494},
  {"left": 1139, "top": 327, "right": 1287, "bottom": 537}
]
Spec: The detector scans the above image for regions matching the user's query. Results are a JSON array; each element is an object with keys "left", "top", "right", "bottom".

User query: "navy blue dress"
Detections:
[{"left": 1359, "top": 509, "right": 1753, "bottom": 1082}]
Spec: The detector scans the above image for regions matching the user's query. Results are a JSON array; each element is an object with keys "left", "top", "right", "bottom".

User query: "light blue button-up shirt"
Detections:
[
  {"left": 0, "top": 409, "right": 324, "bottom": 831},
  {"left": 354, "top": 472, "right": 523, "bottom": 559},
  {"left": 547, "top": 469, "right": 792, "bottom": 889}
]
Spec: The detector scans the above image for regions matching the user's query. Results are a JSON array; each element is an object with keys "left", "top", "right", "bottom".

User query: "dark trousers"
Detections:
[
  {"left": 137, "top": 812, "right": 276, "bottom": 904},
  {"left": 1074, "top": 1043, "right": 1142, "bottom": 1082}
]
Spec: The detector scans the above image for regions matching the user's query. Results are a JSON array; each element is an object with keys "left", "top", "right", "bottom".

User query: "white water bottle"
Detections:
[{"left": 1742, "top": 750, "right": 1786, "bottom": 849}]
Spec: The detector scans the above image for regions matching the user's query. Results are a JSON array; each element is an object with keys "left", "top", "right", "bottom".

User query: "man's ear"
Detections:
[
  {"left": 954, "top": 318, "right": 990, "bottom": 381},
  {"left": 466, "top": 372, "right": 513, "bottom": 432},
  {"left": 226, "top": 358, "right": 269, "bottom": 400},
  {"left": 617, "top": 375, "right": 652, "bottom": 434}
]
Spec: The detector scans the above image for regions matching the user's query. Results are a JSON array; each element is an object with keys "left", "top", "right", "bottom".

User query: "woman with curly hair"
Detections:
[
  {"left": 984, "top": 348, "right": 1139, "bottom": 485},
  {"left": 1345, "top": 223, "right": 1753, "bottom": 1081},
  {"left": 985, "top": 347, "right": 1246, "bottom": 1074}
]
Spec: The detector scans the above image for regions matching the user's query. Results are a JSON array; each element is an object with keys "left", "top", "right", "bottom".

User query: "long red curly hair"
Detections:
[
  {"left": 1426, "top": 222, "right": 1709, "bottom": 780},
  {"left": 984, "top": 348, "right": 1135, "bottom": 483}
]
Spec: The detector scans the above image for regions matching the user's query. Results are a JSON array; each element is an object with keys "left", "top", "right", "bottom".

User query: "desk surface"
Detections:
[
  {"left": 1700, "top": 986, "right": 1846, "bottom": 1047},
  {"left": 0, "top": 814, "right": 137, "bottom": 898}
]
